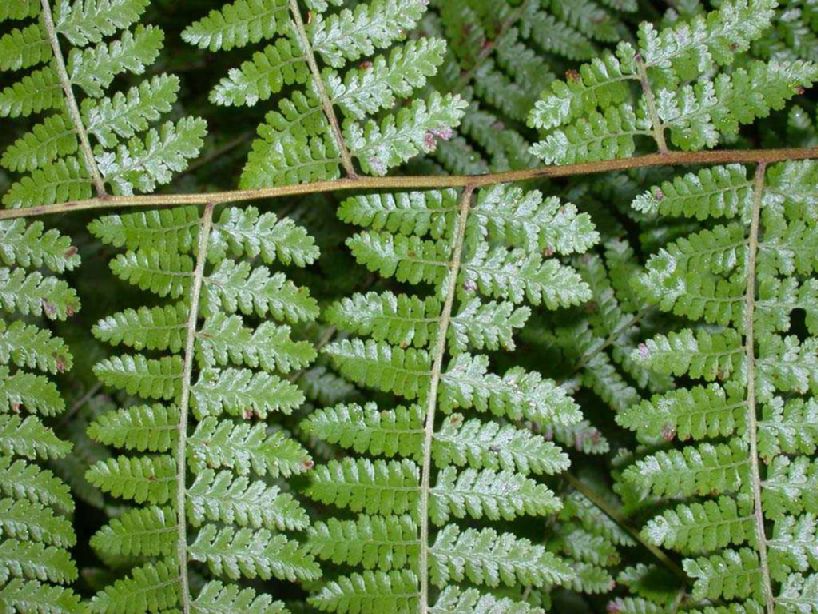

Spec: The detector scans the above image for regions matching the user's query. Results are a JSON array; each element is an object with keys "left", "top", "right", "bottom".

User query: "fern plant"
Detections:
[
  {"left": 83, "top": 204, "right": 321, "bottom": 611},
  {"left": 0, "top": 219, "right": 81, "bottom": 610},
  {"left": 529, "top": 0, "right": 818, "bottom": 165},
  {"left": 182, "top": 0, "right": 466, "bottom": 186},
  {"left": 618, "top": 160, "right": 818, "bottom": 611},
  {"left": 2, "top": 0, "right": 818, "bottom": 611},
  {"left": 0, "top": 0, "right": 206, "bottom": 207},
  {"left": 299, "top": 182, "right": 599, "bottom": 612}
]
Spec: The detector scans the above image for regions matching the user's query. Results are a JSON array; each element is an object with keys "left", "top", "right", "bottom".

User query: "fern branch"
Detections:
[
  {"left": 2, "top": 148, "right": 816, "bottom": 220},
  {"left": 745, "top": 163, "right": 774, "bottom": 613},
  {"left": 418, "top": 185, "right": 474, "bottom": 614},
  {"left": 175, "top": 201, "right": 216, "bottom": 613},
  {"left": 38, "top": 0, "right": 106, "bottom": 196},
  {"left": 563, "top": 473, "right": 687, "bottom": 582},
  {"left": 288, "top": 0, "right": 356, "bottom": 178}
]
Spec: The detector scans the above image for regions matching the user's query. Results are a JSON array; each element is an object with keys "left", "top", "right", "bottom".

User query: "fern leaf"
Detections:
[
  {"left": 643, "top": 496, "right": 755, "bottom": 555},
  {"left": 301, "top": 402, "right": 423, "bottom": 460},
  {"left": 191, "top": 367, "right": 304, "bottom": 418},
  {"left": 440, "top": 354, "right": 582, "bottom": 425},
  {"left": 1, "top": 114, "right": 76, "bottom": 173},
  {"left": 67, "top": 25, "right": 164, "bottom": 97},
  {"left": 347, "top": 92, "right": 467, "bottom": 175},
  {"left": 0, "top": 320, "right": 71, "bottom": 373},
  {"left": 310, "top": 0, "right": 427, "bottom": 67},
  {"left": 89, "top": 561, "right": 180, "bottom": 614},
  {"left": 0, "top": 66, "right": 61, "bottom": 118},
  {"left": 0, "top": 539, "right": 77, "bottom": 584},
  {"left": 192, "top": 580, "right": 287, "bottom": 613},
  {"left": 309, "top": 570, "right": 418, "bottom": 613},
  {"left": 0, "top": 23, "right": 49, "bottom": 72},
  {"left": 0, "top": 457, "right": 73, "bottom": 513},
  {"left": 86, "top": 455, "right": 175, "bottom": 504},
  {"left": 430, "top": 524, "right": 574, "bottom": 588},
  {"left": 0, "top": 219, "right": 79, "bottom": 272},
  {"left": 198, "top": 314, "right": 315, "bottom": 372},
  {"left": 205, "top": 260, "right": 319, "bottom": 321},
  {"left": 210, "top": 38, "right": 308, "bottom": 107},
  {"left": 56, "top": 0, "right": 150, "bottom": 46},
  {"left": 188, "top": 524, "right": 320, "bottom": 581},
  {"left": 97, "top": 117, "right": 208, "bottom": 195},
  {"left": 0, "top": 415, "right": 72, "bottom": 459},
  {"left": 462, "top": 245, "right": 591, "bottom": 307},
  {"left": 325, "top": 338, "right": 431, "bottom": 399},
  {"left": 431, "top": 586, "right": 544, "bottom": 613},
  {"left": 0, "top": 497, "right": 75, "bottom": 547},
  {"left": 187, "top": 469, "right": 308, "bottom": 530},
  {"left": 430, "top": 467, "right": 562, "bottom": 524},
  {"left": 86, "top": 403, "right": 178, "bottom": 452},
  {"left": 92, "top": 303, "right": 187, "bottom": 352},
  {"left": 0, "top": 268, "right": 80, "bottom": 319},
  {"left": 617, "top": 383, "right": 746, "bottom": 442},
  {"left": 93, "top": 354, "right": 183, "bottom": 400},
  {"left": 623, "top": 440, "right": 749, "bottom": 498},
  {"left": 306, "top": 514, "right": 418, "bottom": 570},
  {"left": 433, "top": 414, "right": 570, "bottom": 475},
  {"left": 90, "top": 506, "right": 175, "bottom": 557},
  {"left": 2, "top": 157, "right": 92, "bottom": 208},
  {"left": 0, "top": 578, "right": 81, "bottom": 614},
  {"left": 210, "top": 206, "right": 320, "bottom": 266},
  {"left": 308, "top": 458, "right": 419, "bottom": 516},
  {"left": 84, "top": 73, "right": 181, "bottom": 148},
  {"left": 188, "top": 416, "right": 311, "bottom": 477},
  {"left": 182, "top": 0, "right": 288, "bottom": 51}
]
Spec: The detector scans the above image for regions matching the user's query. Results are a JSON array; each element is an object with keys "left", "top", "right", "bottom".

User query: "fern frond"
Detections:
[
  {"left": 529, "top": 0, "right": 815, "bottom": 163},
  {"left": 88, "top": 204, "right": 319, "bottom": 607},
  {"left": 620, "top": 161, "right": 818, "bottom": 609},
  {"left": 307, "top": 184, "right": 588, "bottom": 608}
]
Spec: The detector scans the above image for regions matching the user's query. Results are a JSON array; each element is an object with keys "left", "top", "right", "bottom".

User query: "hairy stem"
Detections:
[
  {"left": 2, "top": 147, "right": 816, "bottom": 221},
  {"left": 418, "top": 185, "right": 475, "bottom": 613},
  {"left": 176, "top": 202, "right": 216, "bottom": 613},
  {"left": 745, "top": 163, "right": 775, "bottom": 613},
  {"left": 288, "top": 0, "right": 358, "bottom": 178},
  {"left": 39, "top": 0, "right": 108, "bottom": 197},
  {"left": 635, "top": 54, "right": 668, "bottom": 154}
]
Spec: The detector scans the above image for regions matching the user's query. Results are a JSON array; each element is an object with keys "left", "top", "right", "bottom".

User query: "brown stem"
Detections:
[{"left": 1, "top": 148, "right": 816, "bottom": 221}]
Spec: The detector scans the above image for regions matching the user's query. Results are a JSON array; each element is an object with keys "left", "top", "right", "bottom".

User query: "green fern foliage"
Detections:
[
  {"left": 183, "top": 0, "right": 465, "bottom": 186},
  {"left": 0, "top": 0, "right": 205, "bottom": 207},
  {"left": 528, "top": 0, "right": 818, "bottom": 164},
  {"left": 303, "top": 183, "right": 596, "bottom": 611},
  {"left": 85, "top": 204, "right": 320, "bottom": 610},
  {"left": 417, "top": 0, "right": 635, "bottom": 175},
  {"left": 0, "top": 219, "right": 81, "bottom": 611},
  {"left": 618, "top": 161, "right": 818, "bottom": 611}
]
